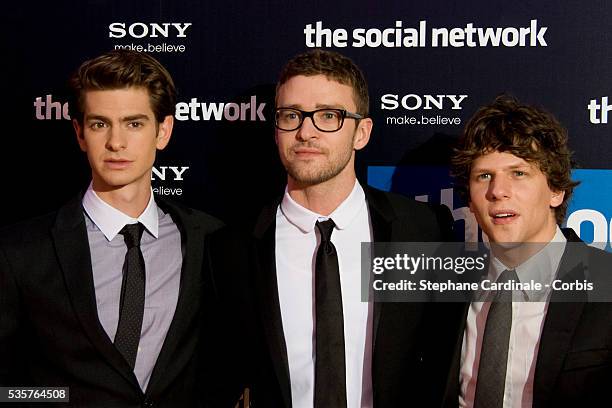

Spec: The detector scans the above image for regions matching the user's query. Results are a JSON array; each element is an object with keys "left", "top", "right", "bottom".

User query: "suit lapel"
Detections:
[
  {"left": 441, "top": 302, "right": 470, "bottom": 407},
  {"left": 51, "top": 196, "right": 139, "bottom": 390},
  {"left": 254, "top": 200, "right": 292, "bottom": 408},
  {"left": 147, "top": 200, "right": 204, "bottom": 394},
  {"left": 533, "top": 242, "right": 588, "bottom": 407},
  {"left": 364, "top": 188, "right": 393, "bottom": 350}
]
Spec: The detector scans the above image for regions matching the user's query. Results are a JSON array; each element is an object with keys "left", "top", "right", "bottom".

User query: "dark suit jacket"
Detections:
[
  {"left": 207, "top": 186, "right": 454, "bottom": 407},
  {"left": 441, "top": 228, "right": 612, "bottom": 408},
  {"left": 0, "top": 194, "right": 222, "bottom": 407}
]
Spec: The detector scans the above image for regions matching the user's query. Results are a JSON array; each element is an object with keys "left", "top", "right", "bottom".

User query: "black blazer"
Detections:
[
  {"left": 0, "top": 194, "right": 222, "bottom": 407},
  {"left": 207, "top": 186, "right": 454, "bottom": 407},
  {"left": 441, "top": 229, "right": 612, "bottom": 408}
]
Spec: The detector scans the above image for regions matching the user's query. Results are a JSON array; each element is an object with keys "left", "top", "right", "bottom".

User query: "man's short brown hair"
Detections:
[
  {"left": 276, "top": 49, "right": 370, "bottom": 117},
  {"left": 68, "top": 50, "right": 176, "bottom": 123},
  {"left": 451, "top": 95, "right": 579, "bottom": 224}
]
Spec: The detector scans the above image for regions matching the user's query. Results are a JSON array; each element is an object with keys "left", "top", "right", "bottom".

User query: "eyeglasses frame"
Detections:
[{"left": 274, "top": 107, "right": 364, "bottom": 132}]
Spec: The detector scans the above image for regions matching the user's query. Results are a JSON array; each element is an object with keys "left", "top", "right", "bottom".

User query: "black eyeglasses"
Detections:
[{"left": 274, "top": 108, "right": 363, "bottom": 132}]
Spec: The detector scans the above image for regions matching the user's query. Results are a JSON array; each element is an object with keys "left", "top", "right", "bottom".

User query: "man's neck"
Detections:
[
  {"left": 287, "top": 174, "right": 357, "bottom": 216},
  {"left": 93, "top": 183, "right": 152, "bottom": 218}
]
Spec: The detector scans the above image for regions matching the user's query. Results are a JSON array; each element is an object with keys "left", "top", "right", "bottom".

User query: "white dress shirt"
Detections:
[
  {"left": 82, "top": 183, "right": 159, "bottom": 241},
  {"left": 460, "top": 227, "right": 567, "bottom": 408},
  {"left": 275, "top": 180, "right": 373, "bottom": 408}
]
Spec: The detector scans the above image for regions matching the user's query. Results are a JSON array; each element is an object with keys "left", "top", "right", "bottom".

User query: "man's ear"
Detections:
[
  {"left": 156, "top": 115, "right": 174, "bottom": 150},
  {"left": 353, "top": 118, "right": 373, "bottom": 151},
  {"left": 73, "top": 119, "right": 87, "bottom": 152},
  {"left": 550, "top": 189, "right": 565, "bottom": 208}
]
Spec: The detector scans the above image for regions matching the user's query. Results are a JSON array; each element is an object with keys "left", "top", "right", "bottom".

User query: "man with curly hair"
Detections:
[{"left": 444, "top": 95, "right": 612, "bottom": 408}]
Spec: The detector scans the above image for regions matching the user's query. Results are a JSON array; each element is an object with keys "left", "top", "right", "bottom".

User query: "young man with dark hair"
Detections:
[
  {"left": 444, "top": 95, "right": 612, "bottom": 408},
  {"left": 0, "top": 50, "right": 222, "bottom": 407},
  {"left": 209, "top": 49, "right": 454, "bottom": 407}
]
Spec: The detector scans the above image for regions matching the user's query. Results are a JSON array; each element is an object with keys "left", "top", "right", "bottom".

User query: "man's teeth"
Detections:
[{"left": 495, "top": 213, "right": 514, "bottom": 218}]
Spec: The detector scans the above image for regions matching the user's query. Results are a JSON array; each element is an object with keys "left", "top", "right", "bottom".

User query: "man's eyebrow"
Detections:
[
  {"left": 84, "top": 114, "right": 151, "bottom": 122},
  {"left": 471, "top": 163, "right": 531, "bottom": 173},
  {"left": 121, "top": 114, "right": 150, "bottom": 122},
  {"left": 507, "top": 163, "right": 531, "bottom": 169},
  {"left": 278, "top": 104, "right": 345, "bottom": 110},
  {"left": 314, "top": 103, "right": 344, "bottom": 109},
  {"left": 470, "top": 167, "right": 490, "bottom": 174},
  {"left": 84, "top": 114, "right": 110, "bottom": 122}
]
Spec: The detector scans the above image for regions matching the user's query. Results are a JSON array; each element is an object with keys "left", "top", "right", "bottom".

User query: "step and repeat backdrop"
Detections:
[{"left": 3, "top": 0, "right": 612, "bottom": 248}]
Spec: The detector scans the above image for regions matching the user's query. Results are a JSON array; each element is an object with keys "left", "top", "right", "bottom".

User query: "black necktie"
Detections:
[
  {"left": 474, "top": 268, "right": 518, "bottom": 408},
  {"left": 314, "top": 219, "right": 347, "bottom": 408},
  {"left": 114, "top": 223, "right": 146, "bottom": 369}
]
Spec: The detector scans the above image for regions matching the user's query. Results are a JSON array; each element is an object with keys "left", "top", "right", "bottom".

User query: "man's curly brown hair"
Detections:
[{"left": 451, "top": 95, "right": 579, "bottom": 224}]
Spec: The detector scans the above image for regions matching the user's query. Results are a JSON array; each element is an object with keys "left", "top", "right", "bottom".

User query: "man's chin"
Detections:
[
  {"left": 92, "top": 176, "right": 134, "bottom": 192},
  {"left": 287, "top": 166, "right": 336, "bottom": 186},
  {"left": 489, "top": 240, "right": 523, "bottom": 250},
  {"left": 482, "top": 224, "right": 520, "bottom": 246}
]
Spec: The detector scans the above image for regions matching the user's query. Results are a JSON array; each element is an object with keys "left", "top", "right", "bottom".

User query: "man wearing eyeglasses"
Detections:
[{"left": 208, "top": 49, "right": 454, "bottom": 407}]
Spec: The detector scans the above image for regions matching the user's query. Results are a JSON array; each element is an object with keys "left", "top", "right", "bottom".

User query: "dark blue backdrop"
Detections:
[{"left": 3, "top": 0, "right": 612, "bottom": 244}]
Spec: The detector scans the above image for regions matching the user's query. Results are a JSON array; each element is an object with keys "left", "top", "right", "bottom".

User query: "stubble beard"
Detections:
[{"left": 283, "top": 136, "right": 355, "bottom": 187}]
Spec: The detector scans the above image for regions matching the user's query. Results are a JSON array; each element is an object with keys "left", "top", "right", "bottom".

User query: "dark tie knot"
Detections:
[
  {"left": 492, "top": 268, "right": 518, "bottom": 302},
  {"left": 497, "top": 268, "right": 518, "bottom": 284},
  {"left": 316, "top": 219, "right": 336, "bottom": 243},
  {"left": 119, "top": 223, "right": 144, "bottom": 249}
]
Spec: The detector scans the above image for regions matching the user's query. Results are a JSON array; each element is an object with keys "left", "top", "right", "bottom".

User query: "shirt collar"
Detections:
[
  {"left": 82, "top": 182, "right": 159, "bottom": 241},
  {"left": 490, "top": 226, "right": 567, "bottom": 300},
  {"left": 280, "top": 180, "right": 367, "bottom": 233}
]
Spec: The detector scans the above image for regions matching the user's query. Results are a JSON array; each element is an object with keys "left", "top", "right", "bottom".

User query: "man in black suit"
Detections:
[
  {"left": 208, "top": 49, "right": 453, "bottom": 407},
  {"left": 0, "top": 50, "right": 222, "bottom": 407},
  {"left": 443, "top": 95, "right": 612, "bottom": 407}
]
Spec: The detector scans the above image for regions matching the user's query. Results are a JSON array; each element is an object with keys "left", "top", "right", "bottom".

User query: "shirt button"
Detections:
[{"left": 142, "top": 400, "right": 153, "bottom": 408}]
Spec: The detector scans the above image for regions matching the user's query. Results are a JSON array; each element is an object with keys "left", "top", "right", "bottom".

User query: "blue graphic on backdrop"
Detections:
[
  {"left": 566, "top": 169, "right": 612, "bottom": 251},
  {"left": 368, "top": 166, "right": 612, "bottom": 251},
  {"left": 367, "top": 165, "right": 478, "bottom": 242}
]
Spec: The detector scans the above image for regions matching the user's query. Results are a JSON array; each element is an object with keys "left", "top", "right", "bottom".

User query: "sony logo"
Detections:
[
  {"left": 151, "top": 166, "right": 189, "bottom": 181},
  {"left": 109, "top": 22, "right": 192, "bottom": 39},
  {"left": 381, "top": 94, "right": 468, "bottom": 111}
]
